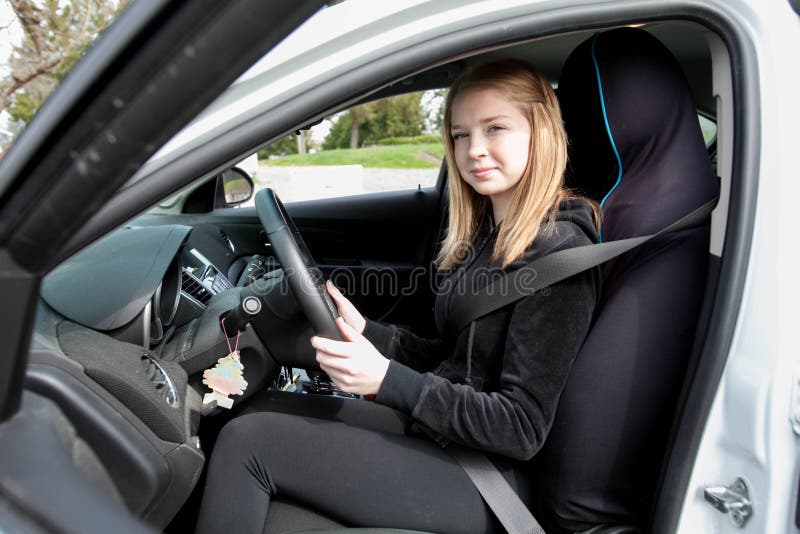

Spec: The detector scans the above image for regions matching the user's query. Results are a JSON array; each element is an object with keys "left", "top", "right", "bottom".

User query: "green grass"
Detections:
[
  {"left": 262, "top": 143, "right": 445, "bottom": 169},
  {"left": 701, "top": 126, "right": 717, "bottom": 145}
]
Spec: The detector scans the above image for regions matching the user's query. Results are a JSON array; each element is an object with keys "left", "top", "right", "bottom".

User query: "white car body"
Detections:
[{"left": 132, "top": 0, "right": 800, "bottom": 531}]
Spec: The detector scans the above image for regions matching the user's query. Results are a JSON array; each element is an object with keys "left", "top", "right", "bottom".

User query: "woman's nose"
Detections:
[{"left": 468, "top": 135, "right": 487, "bottom": 158}]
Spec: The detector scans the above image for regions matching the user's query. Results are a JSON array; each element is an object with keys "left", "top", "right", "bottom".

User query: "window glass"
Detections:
[
  {"left": 253, "top": 90, "right": 446, "bottom": 203},
  {"left": 0, "top": 2, "right": 129, "bottom": 157},
  {"left": 698, "top": 114, "right": 717, "bottom": 146}
]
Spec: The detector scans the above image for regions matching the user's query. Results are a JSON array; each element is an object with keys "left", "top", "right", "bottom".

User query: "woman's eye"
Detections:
[
  {"left": 451, "top": 132, "right": 467, "bottom": 140},
  {"left": 488, "top": 125, "right": 505, "bottom": 133}
]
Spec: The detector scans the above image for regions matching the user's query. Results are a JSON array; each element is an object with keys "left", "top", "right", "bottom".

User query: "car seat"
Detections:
[
  {"left": 259, "top": 27, "right": 718, "bottom": 533},
  {"left": 523, "top": 27, "right": 719, "bottom": 532}
]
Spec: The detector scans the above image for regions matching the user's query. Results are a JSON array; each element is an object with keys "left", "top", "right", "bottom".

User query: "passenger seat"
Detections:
[{"left": 527, "top": 27, "right": 719, "bottom": 532}]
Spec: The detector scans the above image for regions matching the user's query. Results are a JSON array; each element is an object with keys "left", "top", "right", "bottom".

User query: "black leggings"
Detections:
[{"left": 195, "top": 391, "right": 532, "bottom": 534}]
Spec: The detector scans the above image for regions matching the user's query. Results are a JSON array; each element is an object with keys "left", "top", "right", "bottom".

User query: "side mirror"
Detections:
[{"left": 218, "top": 167, "right": 255, "bottom": 207}]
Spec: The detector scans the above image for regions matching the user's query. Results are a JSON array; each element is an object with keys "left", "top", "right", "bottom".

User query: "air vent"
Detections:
[
  {"left": 141, "top": 354, "right": 178, "bottom": 406},
  {"left": 219, "top": 229, "right": 235, "bottom": 253},
  {"left": 181, "top": 270, "right": 211, "bottom": 306}
]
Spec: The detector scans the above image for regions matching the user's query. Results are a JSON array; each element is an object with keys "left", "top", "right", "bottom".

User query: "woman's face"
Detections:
[{"left": 450, "top": 87, "right": 532, "bottom": 220}]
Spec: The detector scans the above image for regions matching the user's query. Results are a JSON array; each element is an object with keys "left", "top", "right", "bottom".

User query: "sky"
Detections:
[
  {"left": 0, "top": 1, "right": 21, "bottom": 75},
  {"left": 0, "top": 1, "right": 22, "bottom": 136}
]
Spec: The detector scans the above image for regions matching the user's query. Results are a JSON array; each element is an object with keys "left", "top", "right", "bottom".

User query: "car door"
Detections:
[
  {"left": 147, "top": 168, "right": 445, "bottom": 336},
  {"left": 288, "top": 186, "right": 443, "bottom": 333},
  {"left": 651, "top": 3, "right": 800, "bottom": 533},
  {"left": 0, "top": 0, "right": 327, "bottom": 530}
]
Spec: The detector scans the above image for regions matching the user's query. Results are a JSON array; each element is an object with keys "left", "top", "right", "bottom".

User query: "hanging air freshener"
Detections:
[{"left": 202, "top": 318, "right": 248, "bottom": 409}]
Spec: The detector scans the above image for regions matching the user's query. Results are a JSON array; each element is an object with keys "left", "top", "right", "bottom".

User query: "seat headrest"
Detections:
[{"left": 558, "top": 27, "right": 718, "bottom": 241}]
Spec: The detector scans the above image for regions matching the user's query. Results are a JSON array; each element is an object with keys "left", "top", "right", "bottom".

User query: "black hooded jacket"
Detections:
[{"left": 364, "top": 198, "right": 599, "bottom": 461}]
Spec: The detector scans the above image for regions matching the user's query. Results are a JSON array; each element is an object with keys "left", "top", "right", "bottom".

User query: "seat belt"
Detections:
[
  {"left": 447, "top": 198, "right": 718, "bottom": 336},
  {"left": 445, "top": 198, "right": 718, "bottom": 533},
  {"left": 449, "top": 446, "right": 545, "bottom": 534}
]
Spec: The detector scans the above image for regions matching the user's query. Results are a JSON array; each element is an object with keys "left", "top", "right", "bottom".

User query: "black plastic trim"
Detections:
[
  {"left": 0, "top": 392, "right": 152, "bottom": 534},
  {"left": 0, "top": 252, "right": 39, "bottom": 421},
  {"left": 25, "top": 364, "right": 170, "bottom": 516}
]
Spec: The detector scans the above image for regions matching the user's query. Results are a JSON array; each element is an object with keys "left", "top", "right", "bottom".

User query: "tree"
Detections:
[
  {"left": 421, "top": 89, "right": 447, "bottom": 134},
  {"left": 323, "top": 92, "right": 425, "bottom": 150},
  {"left": 1, "top": 0, "right": 128, "bottom": 128},
  {"left": 348, "top": 103, "right": 376, "bottom": 149},
  {"left": 323, "top": 112, "right": 353, "bottom": 150},
  {"left": 257, "top": 132, "right": 310, "bottom": 159}
]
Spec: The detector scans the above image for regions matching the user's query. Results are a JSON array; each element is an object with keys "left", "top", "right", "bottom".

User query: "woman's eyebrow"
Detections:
[
  {"left": 480, "top": 115, "right": 512, "bottom": 123},
  {"left": 450, "top": 115, "right": 513, "bottom": 130}
]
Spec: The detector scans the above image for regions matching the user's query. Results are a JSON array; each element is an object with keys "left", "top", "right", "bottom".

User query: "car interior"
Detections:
[{"left": 10, "top": 4, "right": 744, "bottom": 532}]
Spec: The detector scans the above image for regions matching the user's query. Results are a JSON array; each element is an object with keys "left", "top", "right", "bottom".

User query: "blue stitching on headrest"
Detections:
[{"left": 591, "top": 33, "right": 623, "bottom": 242}]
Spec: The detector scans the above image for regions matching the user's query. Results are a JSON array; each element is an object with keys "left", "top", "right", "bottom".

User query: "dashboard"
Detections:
[{"left": 41, "top": 223, "right": 251, "bottom": 347}]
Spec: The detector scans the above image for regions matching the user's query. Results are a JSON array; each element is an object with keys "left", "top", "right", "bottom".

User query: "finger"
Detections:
[
  {"left": 310, "top": 336, "right": 354, "bottom": 358},
  {"left": 316, "top": 360, "right": 340, "bottom": 382},
  {"left": 326, "top": 282, "right": 351, "bottom": 316},
  {"left": 339, "top": 317, "right": 366, "bottom": 342},
  {"left": 326, "top": 280, "right": 346, "bottom": 303},
  {"left": 316, "top": 352, "right": 351, "bottom": 375},
  {"left": 327, "top": 281, "right": 359, "bottom": 314},
  {"left": 315, "top": 351, "right": 336, "bottom": 369},
  {"left": 310, "top": 336, "right": 326, "bottom": 351},
  {"left": 310, "top": 335, "right": 337, "bottom": 353},
  {"left": 336, "top": 316, "right": 357, "bottom": 342}
]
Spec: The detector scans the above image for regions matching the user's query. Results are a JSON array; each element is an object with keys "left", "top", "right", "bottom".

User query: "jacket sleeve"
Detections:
[
  {"left": 374, "top": 269, "right": 598, "bottom": 461},
  {"left": 363, "top": 319, "right": 447, "bottom": 373}
]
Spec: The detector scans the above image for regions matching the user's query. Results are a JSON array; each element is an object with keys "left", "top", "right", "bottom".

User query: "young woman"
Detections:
[{"left": 195, "top": 60, "right": 599, "bottom": 534}]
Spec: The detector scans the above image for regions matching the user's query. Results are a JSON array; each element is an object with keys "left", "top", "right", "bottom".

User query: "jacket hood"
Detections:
[
  {"left": 434, "top": 197, "right": 597, "bottom": 336},
  {"left": 505, "top": 197, "right": 598, "bottom": 270}
]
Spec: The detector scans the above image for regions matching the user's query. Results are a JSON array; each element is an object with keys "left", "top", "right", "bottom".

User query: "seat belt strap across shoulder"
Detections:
[{"left": 446, "top": 198, "right": 718, "bottom": 336}]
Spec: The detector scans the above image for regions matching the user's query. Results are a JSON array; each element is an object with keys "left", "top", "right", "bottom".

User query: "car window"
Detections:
[
  {"left": 698, "top": 114, "right": 716, "bottom": 146},
  {"left": 0, "top": 2, "right": 129, "bottom": 158},
  {"left": 253, "top": 90, "right": 445, "bottom": 203}
]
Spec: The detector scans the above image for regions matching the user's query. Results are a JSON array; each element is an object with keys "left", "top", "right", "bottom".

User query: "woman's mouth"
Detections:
[{"left": 471, "top": 167, "right": 496, "bottom": 180}]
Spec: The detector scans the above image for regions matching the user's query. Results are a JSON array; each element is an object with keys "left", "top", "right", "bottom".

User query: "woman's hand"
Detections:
[
  {"left": 311, "top": 317, "right": 389, "bottom": 396},
  {"left": 326, "top": 280, "right": 366, "bottom": 334}
]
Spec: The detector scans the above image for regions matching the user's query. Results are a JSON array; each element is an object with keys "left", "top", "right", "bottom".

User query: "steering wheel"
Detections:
[{"left": 254, "top": 188, "right": 344, "bottom": 342}]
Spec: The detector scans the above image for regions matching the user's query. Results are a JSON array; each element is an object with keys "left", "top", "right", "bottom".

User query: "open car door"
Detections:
[{"left": 0, "top": 0, "right": 326, "bottom": 530}]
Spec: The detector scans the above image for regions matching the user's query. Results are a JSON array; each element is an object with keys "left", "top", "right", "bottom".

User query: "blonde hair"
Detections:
[{"left": 436, "top": 60, "right": 594, "bottom": 270}]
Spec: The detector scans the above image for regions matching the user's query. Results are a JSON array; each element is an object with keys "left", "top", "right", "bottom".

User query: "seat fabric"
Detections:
[
  {"left": 265, "top": 498, "right": 345, "bottom": 532},
  {"left": 265, "top": 498, "right": 432, "bottom": 534},
  {"left": 525, "top": 28, "right": 719, "bottom": 531}
]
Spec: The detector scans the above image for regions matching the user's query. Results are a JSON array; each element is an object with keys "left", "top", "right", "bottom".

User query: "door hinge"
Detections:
[{"left": 703, "top": 478, "right": 752, "bottom": 528}]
